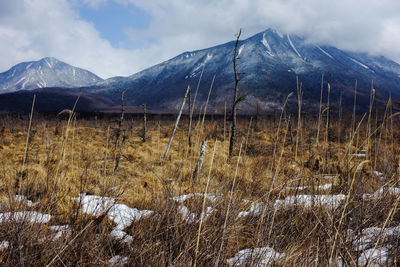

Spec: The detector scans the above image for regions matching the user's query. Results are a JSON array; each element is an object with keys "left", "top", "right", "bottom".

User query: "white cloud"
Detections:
[
  {"left": 80, "top": 0, "right": 108, "bottom": 9},
  {"left": 126, "top": 0, "right": 400, "bottom": 62},
  {"left": 0, "top": 0, "right": 400, "bottom": 78},
  {"left": 0, "top": 0, "right": 146, "bottom": 78}
]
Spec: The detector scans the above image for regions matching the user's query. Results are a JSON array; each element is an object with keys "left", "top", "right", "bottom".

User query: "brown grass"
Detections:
[{"left": 0, "top": 108, "right": 399, "bottom": 266}]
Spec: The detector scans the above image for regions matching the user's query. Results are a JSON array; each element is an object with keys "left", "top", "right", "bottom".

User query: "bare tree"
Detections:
[
  {"left": 114, "top": 88, "right": 129, "bottom": 149},
  {"left": 228, "top": 29, "right": 242, "bottom": 164},
  {"left": 188, "top": 66, "right": 205, "bottom": 149},
  {"left": 193, "top": 139, "right": 207, "bottom": 180},
  {"left": 114, "top": 88, "right": 129, "bottom": 173},
  {"left": 164, "top": 85, "right": 191, "bottom": 159}
]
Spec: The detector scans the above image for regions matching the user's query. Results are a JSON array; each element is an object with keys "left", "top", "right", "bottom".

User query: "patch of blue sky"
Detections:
[{"left": 78, "top": 1, "right": 153, "bottom": 49}]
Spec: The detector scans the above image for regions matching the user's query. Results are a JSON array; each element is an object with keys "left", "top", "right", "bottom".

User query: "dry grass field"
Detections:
[{"left": 0, "top": 98, "right": 399, "bottom": 266}]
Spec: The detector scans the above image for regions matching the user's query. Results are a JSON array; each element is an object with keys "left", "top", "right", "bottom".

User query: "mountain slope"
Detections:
[
  {"left": 1, "top": 29, "right": 400, "bottom": 112},
  {"left": 0, "top": 57, "right": 103, "bottom": 92},
  {"left": 90, "top": 28, "right": 400, "bottom": 111}
]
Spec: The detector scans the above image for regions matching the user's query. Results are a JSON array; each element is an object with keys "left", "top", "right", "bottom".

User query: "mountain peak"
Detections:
[
  {"left": 39, "top": 57, "right": 59, "bottom": 64},
  {"left": 263, "top": 28, "right": 286, "bottom": 38},
  {"left": 2, "top": 28, "right": 400, "bottom": 112},
  {"left": 0, "top": 58, "right": 103, "bottom": 92},
  {"left": 40, "top": 56, "right": 58, "bottom": 61},
  {"left": 92, "top": 27, "right": 400, "bottom": 110}
]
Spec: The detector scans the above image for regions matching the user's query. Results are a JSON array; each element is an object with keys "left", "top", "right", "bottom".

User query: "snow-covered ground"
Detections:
[
  {"left": 363, "top": 187, "right": 400, "bottom": 200},
  {"left": 75, "top": 193, "right": 153, "bottom": 242},
  {"left": 0, "top": 185, "right": 397, "bottom": 266},
  {"left": 0, "top": 211, "right": 51, "bottom": 224},
  {"left": 48, "top": 225, "right": 71, "bottom": 240},
  {"left": 227, "top": 246, "right": 285, "bottom": 266},
  {"left": 348, "top": 225, "right": 400, "bottom": 266},
  {"left": 274, "top": 194, "right": 346, "bottom": 209},
  {"left": 14, "top": 195, "right": 34, "bottom": 206},
  {"left": 171, "top": 193, "right": 218, "bottom": 223},
  {"left": 109, "top": 255, "right": 128, "bottom": 267},
  {"left": 286, "top": 183, "right": 333, "bottom": 191},
  {"left": 171, "top": 193, "right": 218, "bottom": 203},
  {"left": 237, "top": 202, "right": 263, "bottom": 218}
]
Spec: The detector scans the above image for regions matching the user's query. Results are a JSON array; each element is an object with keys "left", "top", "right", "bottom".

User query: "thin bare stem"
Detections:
[{"left": 193, "top": 140, "right": 217, "bottom": 267}]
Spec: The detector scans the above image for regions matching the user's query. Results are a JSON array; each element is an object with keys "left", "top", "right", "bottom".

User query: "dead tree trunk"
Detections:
[
  {"left": 115, "top": 88, "right": 129, "bottom": 149},
  {"left": 193, "top": 139, "right": 207, "bottom": 180},
  {"left": 201, "top": 75, "right": 215, "bottom": 128},
  {"left": 164, "top": 85, "right": 191, "bottom": 159},
  {"left": 114, "top": 89, "right": 129, "bottom": 173},
  {"left": 188, "top": 66, "right": 205, "bottom": 149},
  {"left": 228, "top": 29, "right": 242, "bottom": 164},
  {"left": 113, "top": 130, "right": 126, "bottom": 174}
]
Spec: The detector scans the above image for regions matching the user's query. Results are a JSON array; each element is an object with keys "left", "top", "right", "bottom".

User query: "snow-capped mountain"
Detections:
[
  {"left": 0, "top": 57, "right": 103, "bottom": 92},
  {"left": 1, "top": 29, "right": 400, "bottom": 112},
  {"left": 90, "top": 28, "right": 400, "bottom": 110}
]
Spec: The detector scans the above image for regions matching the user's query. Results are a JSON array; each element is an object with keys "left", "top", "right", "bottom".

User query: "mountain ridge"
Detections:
[
  {"left": 1, "top": 28, "right": 400, "bottom": 112},
  {"left": 86, "top": 28, "right": 400, "bottom": 111},
  {"left": 0, "top": 57, "right": 103, "bottom": 92}
]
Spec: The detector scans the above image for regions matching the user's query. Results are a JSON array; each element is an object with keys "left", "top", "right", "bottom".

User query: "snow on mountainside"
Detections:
[
  {"left": 91, "top": 28, "right": 400, "bottom": 110},
  {"left": 0, "top": 57, "right": 103, "bottom": 92},
  {"left": 1, "top": 28, "right": 400, "bottom": 112}
]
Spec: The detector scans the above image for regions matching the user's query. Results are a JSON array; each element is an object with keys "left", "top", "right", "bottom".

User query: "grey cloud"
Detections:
[
  {"left": 0, "top": 0, "right": 146, "bottom": 78},
  {"left": 1, "top": 0, "right": 399, "bottom": 79},
  {"left": 129, "top": 0, "right": 400, "bottom": 62}
]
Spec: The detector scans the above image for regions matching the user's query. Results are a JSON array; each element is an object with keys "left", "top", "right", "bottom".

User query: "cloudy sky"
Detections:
[{"left": 1, "top": 0, "right": 400, "bottom": 78}]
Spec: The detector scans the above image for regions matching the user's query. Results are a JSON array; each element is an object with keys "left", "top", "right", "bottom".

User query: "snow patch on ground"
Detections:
[
  {"left": 172, "top": 193, "right": 217, "bottom": 223},
  {"left": 358, "top": 247, "right": 389, "bottom": 266},
  {"left": 177, "top": 205, "right": 215, "bottom": 224},
  {"left": 108, "top": 203, "right": 153, "bottom": 230},
  {"left": 237, "top": 202, "right": 263, "bottom": 218},
  {"left": 177, "top": 205, "right": 196, "bottom": 223},
  {"left": 75, "top": 194, "right": 153, "bottom": 243},
  {"left": 286, "top": 184, "right": 333, "bottom": 191},
  {"left": 317, "top": 184, "right": 333, "bottom": 190},
  {"left": 323, "top": 174, "right": 338, "bottom": 179},
  {"left": 349, "top": 226, "right": 400, "bottom": 265},
  {"left": 274, "top": 194, "right": 346, "bottom": 209},
  {"left": 363, "top": 187, "right": 400, "bottom": 200},
  {"left": 14, "top": 195, "right": 34, "bottom": 206},
  {"left": 171, "top": 193, "right": 218, "bottom": 203},
  {"left": 0, "top": 241, "right": 9, "bottom": 250},
  {"left": 49, "top": 225, "right": 71, "bottom": 240},
  {"left": 109, "top": 255, "right": 128, "bottom": 267},
  {"left": 227, "top": 246, "right": 285, "bottom": 266},
  {"left": 110, "top": 229, "right": 134, "bottom": 243},
  {"left": 237, "top": 193, "right": 345, "bottom": 219},
  {"left": 75, "top": 194, "right": 115, "bottom": 216},
  {"left": 0, "top": 211, "right": 51, "bottom": 224},
  {"left": 351, "top": 153, "right": 366, "bottom": 158}
]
